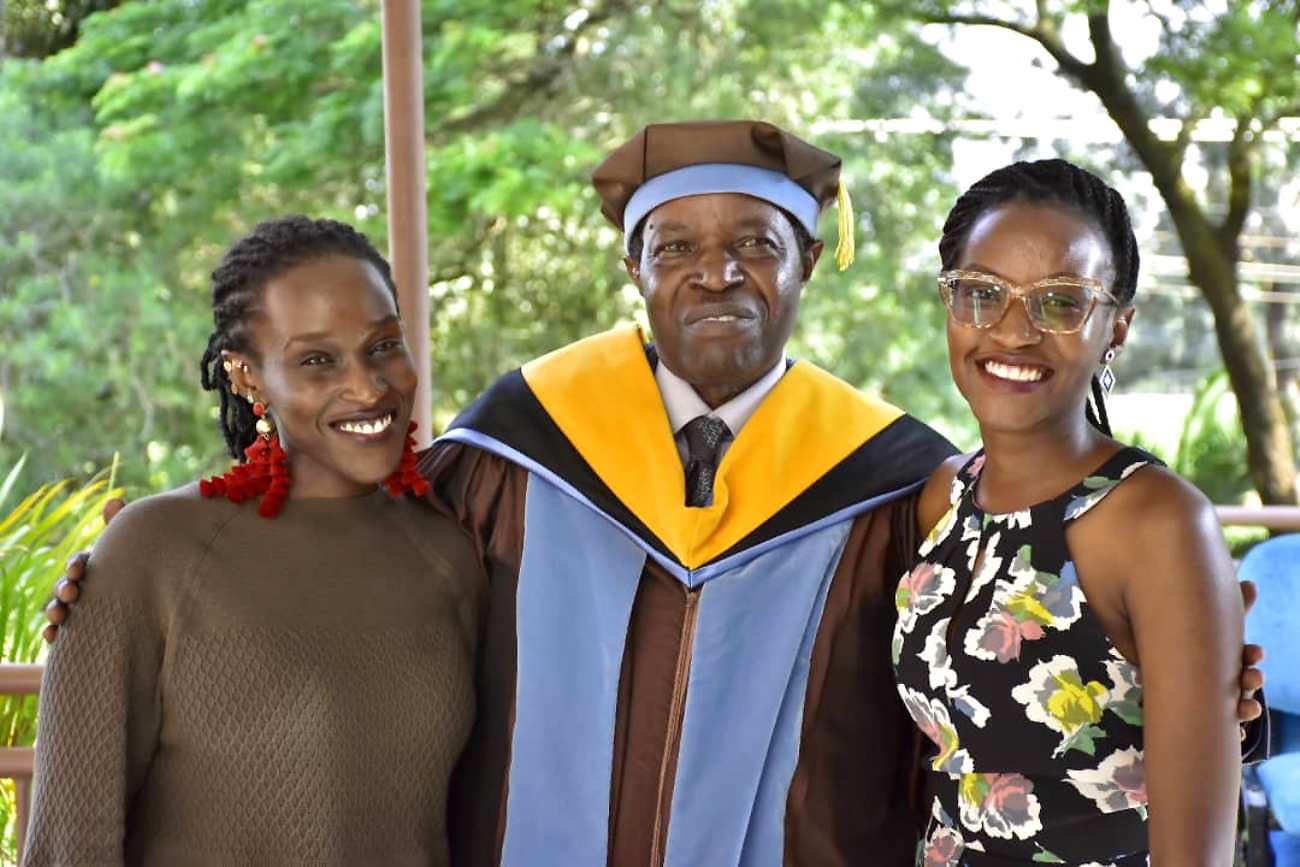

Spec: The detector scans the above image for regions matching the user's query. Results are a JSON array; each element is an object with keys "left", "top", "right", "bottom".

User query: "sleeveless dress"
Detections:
[{"left": 892, "top": 447, "right": 1160, "bottom": 866}]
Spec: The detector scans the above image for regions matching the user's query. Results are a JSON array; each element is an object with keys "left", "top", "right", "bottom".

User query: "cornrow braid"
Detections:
[
  {"left": 199, "top": 215, "right": 398, "bottom": 458},
  {"left": 938, "top": 158, "right": 1139, "bottom": 435}
]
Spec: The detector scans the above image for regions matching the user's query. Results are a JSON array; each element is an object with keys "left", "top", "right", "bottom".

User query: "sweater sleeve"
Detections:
[{"left": 22, "top": 499, "right": 172, "bottom": 867}]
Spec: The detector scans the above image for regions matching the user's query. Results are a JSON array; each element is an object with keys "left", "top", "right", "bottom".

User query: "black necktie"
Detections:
[{"left": 682, "top": 415, "right": 731, "bottom": 507}]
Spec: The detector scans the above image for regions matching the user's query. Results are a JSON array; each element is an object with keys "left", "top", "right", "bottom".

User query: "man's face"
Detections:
[{"left": 625, "top": 193, "right": 822, "bottom": 407}]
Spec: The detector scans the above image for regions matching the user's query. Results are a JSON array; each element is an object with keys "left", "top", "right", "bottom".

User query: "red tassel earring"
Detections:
[
  {"left": 383, "top": 421, "right": 431, "bottom": 498},
  {"left": 200, "top": 378, "right": 292, "bottom": 518}
]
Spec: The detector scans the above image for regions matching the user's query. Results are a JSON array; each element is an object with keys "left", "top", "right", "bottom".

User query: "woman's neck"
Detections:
[
  {"left": 285, "top": 449, "right": 377, "bottom": 500},
  {"left": 975, "top": 411, "right": 1116, "bottom": 513}
]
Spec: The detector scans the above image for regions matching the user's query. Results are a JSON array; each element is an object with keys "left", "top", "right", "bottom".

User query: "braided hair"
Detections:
[
  {"left": 938, "top": 159, "right": 1139, "bottom": 435},
  {"left": 199, "top": 215, "right": 398, "bottom": 459}
]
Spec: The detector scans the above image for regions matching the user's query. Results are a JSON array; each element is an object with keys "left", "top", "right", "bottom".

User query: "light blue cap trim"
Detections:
[{"left": 622, "top": 163, "right": 819, "bottom": 252}]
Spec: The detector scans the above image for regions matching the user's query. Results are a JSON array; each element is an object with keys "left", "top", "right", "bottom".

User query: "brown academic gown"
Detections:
[{"left": 419, "top": 327, "right": 957, "bottom": 866}]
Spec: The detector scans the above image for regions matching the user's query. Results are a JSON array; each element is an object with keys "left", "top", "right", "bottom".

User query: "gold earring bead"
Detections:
[
  {"left": 256, "top": 417, "right": 274, "bottom": 437},
  {"left": 229, "top": 383, "right": 239, "bottom": 395}
]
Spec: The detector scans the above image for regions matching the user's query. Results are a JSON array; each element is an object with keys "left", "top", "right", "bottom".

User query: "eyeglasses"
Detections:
[{"left": 937, "top": 270, "right": 1120, "bottom": 335}]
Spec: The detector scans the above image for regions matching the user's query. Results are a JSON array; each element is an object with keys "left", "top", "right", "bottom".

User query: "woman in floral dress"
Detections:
[{"left": 894, "top": 160, "right": 1243, "bottom": 865}]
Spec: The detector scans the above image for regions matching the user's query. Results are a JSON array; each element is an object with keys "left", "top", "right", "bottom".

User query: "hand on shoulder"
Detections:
[{"left": 44, "top": 483, "right": 226, "bottom": 641}]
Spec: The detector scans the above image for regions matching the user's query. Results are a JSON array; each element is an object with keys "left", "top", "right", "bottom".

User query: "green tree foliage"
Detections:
[{"left": 0, "top": 0, "right": 975, "bottom": 498}]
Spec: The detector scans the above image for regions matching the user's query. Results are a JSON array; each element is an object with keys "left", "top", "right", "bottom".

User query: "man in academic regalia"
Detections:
[{"left": 424, "top": 120, "right": 958, "bottom": 866}]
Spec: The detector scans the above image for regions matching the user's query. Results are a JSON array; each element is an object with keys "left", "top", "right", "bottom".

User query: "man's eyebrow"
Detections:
[
  {"left": 735, "top": 216, "right": 780, "bottom": 233},
  {"left": 647, "top": 220, "right": 691, "bottom": 235}
]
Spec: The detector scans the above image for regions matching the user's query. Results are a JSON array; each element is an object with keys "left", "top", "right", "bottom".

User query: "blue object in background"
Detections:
[{"left": 1242, "top": 533, "right": 1300, "bottom": 865}]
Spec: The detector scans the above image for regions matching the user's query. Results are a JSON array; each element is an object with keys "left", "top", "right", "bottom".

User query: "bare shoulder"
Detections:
[
  {"left": 916, "top": 451, "right": 974, "bottom": 537},
  {"left": 1081, "top": 462, "right": 1218, "bottom": 539},
  {"left": 1072, "top": 459, "right": 1232, "bottom": 601}
]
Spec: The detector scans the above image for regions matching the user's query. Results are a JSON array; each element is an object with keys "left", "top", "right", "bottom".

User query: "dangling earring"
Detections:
[
  {"left": 383, "top": 421, "right": 431, "bottom": 498},
  {"left": 1098, "top": 347, "right": 1117, "bottom": 395},
  {"left": 248, "top": 401, "right": 291, "bottom": 517},
  {"left": 199, "top": 393, "right": 293, "bottom": 518}
]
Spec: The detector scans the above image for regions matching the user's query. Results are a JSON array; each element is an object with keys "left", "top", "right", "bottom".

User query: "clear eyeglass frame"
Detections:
[{"left": 937, "top": 269, "right": 1121, "bottom": 335}]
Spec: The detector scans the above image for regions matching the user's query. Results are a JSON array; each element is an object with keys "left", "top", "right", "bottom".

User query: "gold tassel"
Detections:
[{"left": 835, "top": 177, "right": 855, "bottom": 271}]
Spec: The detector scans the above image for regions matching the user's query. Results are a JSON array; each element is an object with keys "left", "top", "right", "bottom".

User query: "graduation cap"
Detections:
[{"left": 591, "top": 119, "right": 855, "bottom": 270}]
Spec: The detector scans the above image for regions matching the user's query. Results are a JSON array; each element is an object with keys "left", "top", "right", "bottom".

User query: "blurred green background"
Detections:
[{"left": 1, "top": 0, "right": 1297, "bottom": 507}]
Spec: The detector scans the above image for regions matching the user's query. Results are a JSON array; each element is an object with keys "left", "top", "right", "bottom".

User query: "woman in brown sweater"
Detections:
[{"left": 23, "top": 217, "right": 485, "bottom": 866}]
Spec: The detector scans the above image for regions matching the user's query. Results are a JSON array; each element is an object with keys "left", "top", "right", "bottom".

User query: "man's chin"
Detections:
[{"left": 673, "top": 354, "right": 772, "bottom": 402}]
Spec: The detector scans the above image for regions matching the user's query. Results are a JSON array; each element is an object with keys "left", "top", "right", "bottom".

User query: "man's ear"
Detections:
[
  {"left": 802, "top": 240, "right": 825, "bottom": 283},
  {"left": 623, "top": 255, "right": 642, "bottom": 289}
]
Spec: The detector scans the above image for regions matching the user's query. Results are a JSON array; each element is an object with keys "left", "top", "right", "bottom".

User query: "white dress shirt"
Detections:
[{"left": 654, "top": 355, "right": 788, "bottom": 467}]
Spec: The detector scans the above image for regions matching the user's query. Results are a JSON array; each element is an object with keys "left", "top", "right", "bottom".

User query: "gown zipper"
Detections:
[{"left": 649, "top": 584, "right": 701, "bottom": 867}]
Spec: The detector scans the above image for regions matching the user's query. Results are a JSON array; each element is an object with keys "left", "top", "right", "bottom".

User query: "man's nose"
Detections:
[{"left": 696, "top": 246, "right": 744, "bottom": 292}]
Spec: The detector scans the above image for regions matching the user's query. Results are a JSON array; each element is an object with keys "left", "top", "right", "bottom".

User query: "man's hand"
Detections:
[
  {"left": 1237, "top": 578, "right": 1265, "bottom": 727},
  {"left": 42, "top": 497, "right": 126, "bottom": 643}
]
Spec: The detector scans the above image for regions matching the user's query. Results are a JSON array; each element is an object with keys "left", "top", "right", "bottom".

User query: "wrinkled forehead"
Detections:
[{"left": 640, "top": 192, "right": 795, "bottom": 238}]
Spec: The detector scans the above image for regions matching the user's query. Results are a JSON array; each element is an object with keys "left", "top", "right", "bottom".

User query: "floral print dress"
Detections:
[{"left": 893, "top": 448, "right": 1159, "bottom": 866}]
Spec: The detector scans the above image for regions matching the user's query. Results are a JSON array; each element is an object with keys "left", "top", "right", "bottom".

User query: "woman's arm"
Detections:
[
  {"left": 22, "top": 500, "right": 169, "bottom": 866},
  {"left": 1090, "top": 469, "right": 1243, "bottom": 865}
]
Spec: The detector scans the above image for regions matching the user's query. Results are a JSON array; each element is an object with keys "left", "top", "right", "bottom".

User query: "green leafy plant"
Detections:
[
  {"left": 0, "top": 456, "right": 123, "bottom": 864},
  {"left": 1174, "top": 371, "right": 1254, "bottom": 508}
]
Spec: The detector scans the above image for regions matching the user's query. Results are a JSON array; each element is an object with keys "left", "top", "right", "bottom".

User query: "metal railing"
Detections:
[
  {"left": 1216, "top": 505, "right": 1300, "bottom": 531},
  {"left": 2, "top": 506, "right": 1298, "bottom": 861}
]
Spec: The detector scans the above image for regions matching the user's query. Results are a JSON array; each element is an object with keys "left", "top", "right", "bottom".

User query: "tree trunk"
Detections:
[
  {"left": 1208, "top": 287, "right": 1299, "bottom": 505},
  {"left": 1171, "top": 217, "right": 1298, "bottom": 505},
  {"left": 1069, "top": 13, "right": 1299, "bottom": 506}
]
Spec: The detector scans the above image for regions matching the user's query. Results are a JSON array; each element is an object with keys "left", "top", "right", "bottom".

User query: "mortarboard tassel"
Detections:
[{"left": 835, "top": 177, "right": 855, "bottom": 271}]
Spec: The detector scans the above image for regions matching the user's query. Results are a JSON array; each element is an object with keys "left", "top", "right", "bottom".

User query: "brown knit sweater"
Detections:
[{"left": 22, "top": 482, "right": 484, "bottom": 867}]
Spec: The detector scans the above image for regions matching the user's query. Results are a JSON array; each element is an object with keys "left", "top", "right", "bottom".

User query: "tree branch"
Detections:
[
  {"left": 922, "top": 2, "right": 1198, "bottom": 250},
  {"left": 1261, "top": 100, "right": 1300, "bottom": 129},
  {"left": 1172, "top": 106, "right": 1204, "bottom": 163},
  {"left": 1140, "top": 0, "right": 1177, "bottom": 37},
  {"left": 433, "top": 0, "right": 635, "bottom": 138},
  {"left": 1219, "top": 117, "right": 1255, "bottom": 250},
  {"left": 917, "top": 12, "right": 1093, "bottom": 81},
  {"left": 1075, "top": 6, "right": 1188, "bottom": 198}
]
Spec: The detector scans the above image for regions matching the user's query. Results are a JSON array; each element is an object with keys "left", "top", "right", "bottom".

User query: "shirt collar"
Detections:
[{"left": 654, "top": 354, "right": 787, "bottom": 438}]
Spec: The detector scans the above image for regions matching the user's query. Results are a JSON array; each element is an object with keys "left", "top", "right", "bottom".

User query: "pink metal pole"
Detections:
[{"left": 381, "top": 0, "right": 432, "bottom": 446}]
